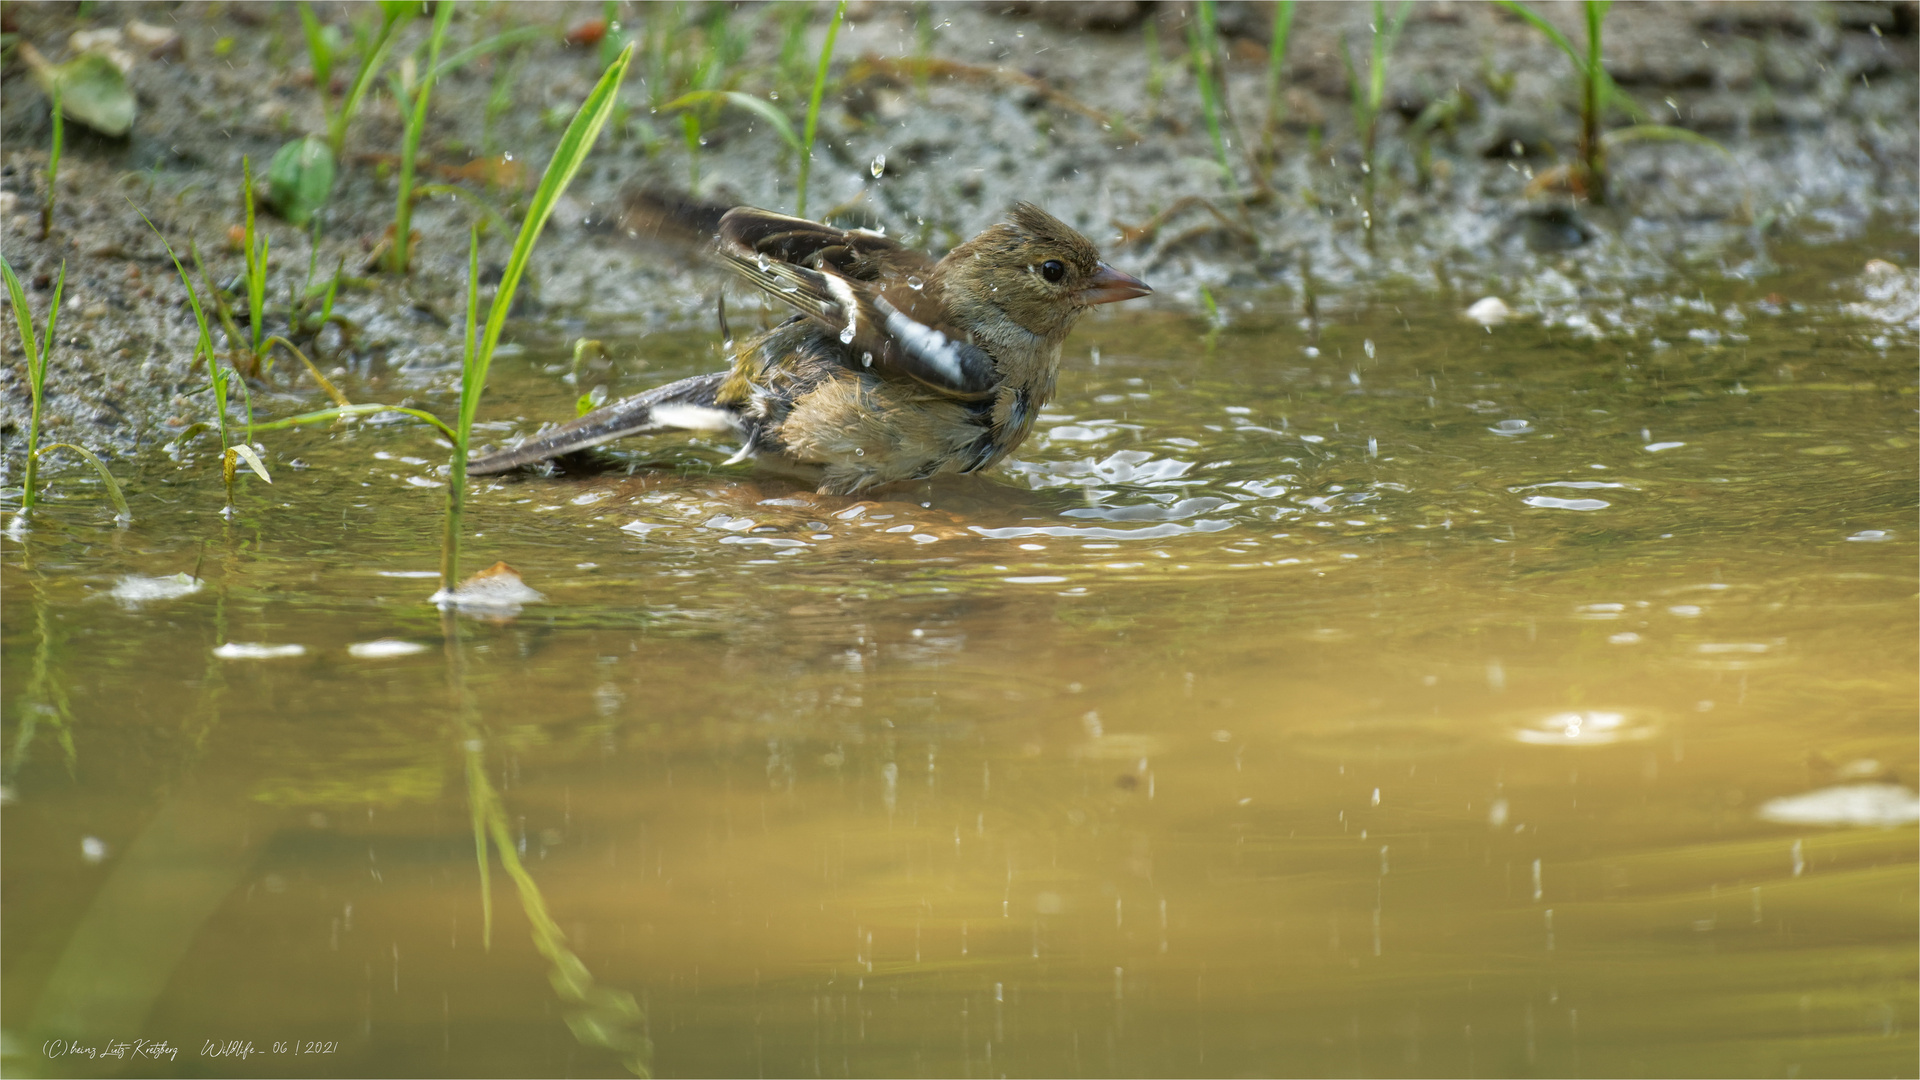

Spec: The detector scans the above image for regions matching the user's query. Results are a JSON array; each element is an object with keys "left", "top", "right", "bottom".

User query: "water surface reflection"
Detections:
[{"left": 4, "top": 251, "right": 1914, "bottom": 1077}]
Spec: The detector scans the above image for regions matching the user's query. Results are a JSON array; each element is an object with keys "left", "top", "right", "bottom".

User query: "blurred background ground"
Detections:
[{"left": 0, "top": 0, "right": 1914, "bottom": 461}]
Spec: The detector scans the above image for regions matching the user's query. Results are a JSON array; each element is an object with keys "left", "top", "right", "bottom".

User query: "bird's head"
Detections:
[{"left": 939, "top": 203, "right": 1151, "bottom": 341}]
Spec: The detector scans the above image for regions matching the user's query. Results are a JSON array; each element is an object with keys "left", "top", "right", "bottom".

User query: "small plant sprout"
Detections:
[
  {"left": 1188, "top": 0, "right": 1237, "bottom": 198},
  {"left": 1495, "top": 0, "right": 1728, "bottom": 203},
  {"left": 388, "top": 0, "right": 455, "bottom": 275},
  {"left": 324, "top": 1, "right": 410, "bottom": 160},
  {"left": 1261, "top": 1, "right": 1297, "bottom": 169},
  {"left": 135, "top": 208, "right": 270, "bottom": 510},
  {"left": 41, "top": 86, "right": 63, "bottom": 240},
  {"left": 796, "top": 1, "right": 846, "bottom": 219},
  {"left": 4, "top": 256, "right": 129, "bottom": 525},
  {"left": 1341, "top": 0, "right": 1412, "bottom": 241},
  {"left": 241, "top": 157, "right": 271, "bottom": 368},
  {"left": 664, "top": 89, "right": 801, "bottom": 190},
  {"left": 440, "top": 41, "right": 636, "bottom": 599},
  {"left": 269, "top": 1, "right": 409, "bottom": 224}
]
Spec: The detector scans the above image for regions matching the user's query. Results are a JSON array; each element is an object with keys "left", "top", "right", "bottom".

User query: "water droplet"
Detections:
[
  {"left": 870, "top": 153, "right": 886, "bottom": 178},
  {"left": 840, "top": 324, "right": 856, "bottom": 344},
  {"left": 906, "top": 274, "right": 925, "bottom": 291},
  {"left": 1363, "top": 339, "right": 1375, "bottom": 359}
]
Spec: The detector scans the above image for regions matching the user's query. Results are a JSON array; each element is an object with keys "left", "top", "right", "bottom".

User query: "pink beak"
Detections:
[{"left": 1080, "top": 263, "right": 1153, "bottom": 305}]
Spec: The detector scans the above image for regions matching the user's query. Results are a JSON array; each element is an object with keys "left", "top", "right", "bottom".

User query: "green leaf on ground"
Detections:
[
  {"left": 24, "top": 46, "right": 136, "bottom": 136},
  {"left": 266, "top": 136, "right": 337, "bottom": 227}
]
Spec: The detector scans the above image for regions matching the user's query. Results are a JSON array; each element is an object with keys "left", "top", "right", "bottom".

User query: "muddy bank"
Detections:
[{"left": 0, "top": 1, "right": 1914, "bottom": 469}]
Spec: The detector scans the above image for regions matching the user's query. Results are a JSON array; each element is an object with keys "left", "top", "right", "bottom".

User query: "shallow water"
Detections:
[{"left": 4, "top": 237, "right": 1915, "bottom": 1078}]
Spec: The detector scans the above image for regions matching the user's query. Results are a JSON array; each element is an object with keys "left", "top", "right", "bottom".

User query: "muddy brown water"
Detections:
[{"left": 3, "top": 236, "right": 1915, "bottom": 1078}]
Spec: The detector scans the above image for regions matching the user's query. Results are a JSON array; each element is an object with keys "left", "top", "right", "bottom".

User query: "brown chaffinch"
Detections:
[{"left": 467, "top": 198, "right": 1152, "bottom": 494}]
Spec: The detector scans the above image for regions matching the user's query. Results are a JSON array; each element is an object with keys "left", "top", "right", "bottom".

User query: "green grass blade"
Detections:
[
  {"left": 224, "top": 444, "right": 273, "bottom": 485},
  {"left": 430, "top": 26, "right": 545, "bottom": 83},
  {"left": 466, "top": 42, "right": 634, "bottom": 439},
  {"left": 244, "top": 157, "right": 266, "bottom": 355},
  {"left": 249, "top": 403, "right": 458, "bottom": 441},
  {"left": 42, "top": 85, "right": 63, "bottom": 238},
  {"left": 444, "top": 228, "right": 480, "bottom": 592},
  {"left": 664, "top": 90, "right": 801, "bottom": 153},
  {"left": 133, "top": 205, "right": 225, "bottom": 445},
  {"left": 797, "top": 1, "right": 846, "bottom": 218},
  {"left": 32, "top": 442, "right": 130, "bottom": 522},
  {"left": 3, "top": 256, "right": 49, "bottom": 512},
  {"left": 1492, "top": 0, "right": 1586, "bottom": 75},
  {"left": 1602, "top": 123, "right": 1730, "bottom": 154},
  {"left": 392, "top": 0, "right": 454, "bottom": 276},
  {"left": 40, "top": 259, "right": 64, "bottom": 366},
  {"left": 2, "top": 256, "right": 45, "bottom": 380},
  {"left": 298, "top": 1, "right": 334, "bottom": 107},
  {"left": 329, "top": 7, "right": 403, "bottom": 157},
  {"left": 263, "top": 335, "right": 351, "bottom": 407},
  {"left": 1263, "top": 0, "right": 1296, "bottom": 155}
]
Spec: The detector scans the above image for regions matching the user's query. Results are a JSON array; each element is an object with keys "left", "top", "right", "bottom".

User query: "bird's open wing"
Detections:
[{"left": 714, "top": 207, "right": 999, "bottom": 399}]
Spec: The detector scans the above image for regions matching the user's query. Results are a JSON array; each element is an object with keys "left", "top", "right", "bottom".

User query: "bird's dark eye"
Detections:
[{"left": 1040, "top": 259, "right": 1066, "bottom": 283}]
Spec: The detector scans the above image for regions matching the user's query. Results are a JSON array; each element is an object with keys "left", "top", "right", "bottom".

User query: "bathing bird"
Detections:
[{"left": 466, "top": 195, "right": 1151, "bottom": 494}]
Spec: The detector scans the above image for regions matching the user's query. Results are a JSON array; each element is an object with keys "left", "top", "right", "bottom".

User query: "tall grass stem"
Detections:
[
  {"left": 391, "top": 0, "right": 455, "bottom": 274},
  {"left": 3, "top": 257, "right": 64, "bottom": 515},
  {"left": 440, "top": 42, "right": 635, "bottom": 596},
  {"left": 796, "top": 1, "right": 846, "bottom": 218},
  {"left": 40, "top": 87, "right": 63, "bottom": 239}
]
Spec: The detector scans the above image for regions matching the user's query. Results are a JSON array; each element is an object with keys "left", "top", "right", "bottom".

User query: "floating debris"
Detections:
[
  {"left": 109, "top": 572, "right": 201, "bottom": 606},
  {"left": 348, "top": 639, "right": 430, "bottom": 659},
  {"left": 1523, "top": 496, "right": 1609, "bottom": 511},
  {"left": 1757, "top": 784, "right": 1920, "bottom": 828},
  {"left": 429, "top": 561, "right": 545, "bottom": 615},
  {"left": 214, "top": 642, "right": 307, "bottom": 660},
  {"left": 1464, "top": 297, "right": 1511, "bottom": 326}
]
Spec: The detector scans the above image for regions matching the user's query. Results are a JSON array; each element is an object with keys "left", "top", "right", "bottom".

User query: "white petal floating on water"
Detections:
[
  {"left": 1846, "top": 530, "right": 1890, "bottom": 542},
  {"left": 429, "top": 561, "right": 545, "bottom": 614},
  {"left": 1004, "top": 576, "right": 1070, "bottom": 585},
  {"left": 1756, "top": 784, "right": 1920, "bottom": 828},
  {"left": 214, "top": 642, "right": 307, "bottom": 659},
  {"left": 1465, "top": 297, "right": 1511, "bottom": 326},
  {"left": 1523, "top": 496, "right": 1610, "bottom": 511},
  {"left": 348, "top": 639, "right": 429, "bottom": 659},
  {"left": 1644, "top": 441, "right": 1686, "bottom": 452},
  {"left": 620, "top": 520, "right": 669, "bottom": 537},
  {"left": 110, "top": 572, "right": 201, "bottom": 606},
  {"left": 1511, "top": 710, "right": 1657, "bottom": 746}
]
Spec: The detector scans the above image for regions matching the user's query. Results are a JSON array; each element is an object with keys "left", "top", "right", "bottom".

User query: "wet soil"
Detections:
[{"left": 0, "top": 0, "right": 1915, "bottom": 472}]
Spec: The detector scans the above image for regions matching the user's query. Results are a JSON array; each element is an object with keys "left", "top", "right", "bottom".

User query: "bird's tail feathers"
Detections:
[{"left": 466, "top": 373, "right": 740, "bottom": 475}]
